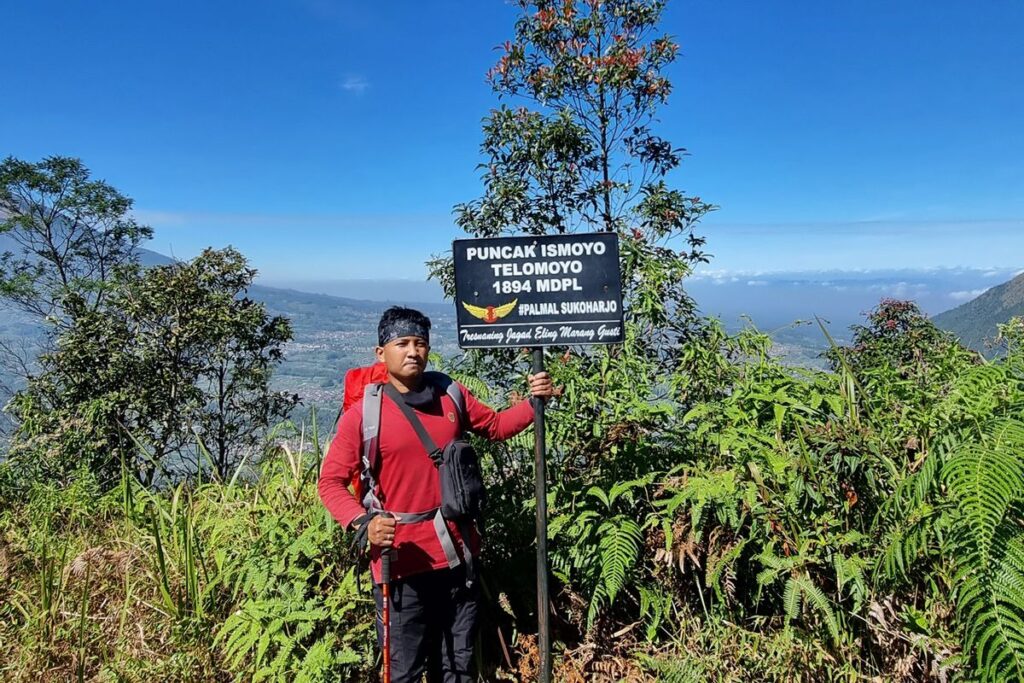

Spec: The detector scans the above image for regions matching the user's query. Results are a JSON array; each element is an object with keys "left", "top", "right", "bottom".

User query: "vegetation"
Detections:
[
  {"left": 4, "top": 246, "right": 298, "bottom": 487},
  {"left": 4, "top": 299, "right": 1023, "bottom": 680},
  {"left": 1, "top": 155, "right": 299, "bottom": 486},
  {"left": 3, "top": 2, "right": 1024, "bottom": 682},
  {"left": 0, "top": 425, "right": 371, "bottom": 682},
  {"left": 0, "top": 155, "right": 152, "bottom": 325}
]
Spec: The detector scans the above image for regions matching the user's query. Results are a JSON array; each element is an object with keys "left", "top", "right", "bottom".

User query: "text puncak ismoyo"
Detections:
[{"left": 464, "top": 240, "right": 609, "bottom": 295}]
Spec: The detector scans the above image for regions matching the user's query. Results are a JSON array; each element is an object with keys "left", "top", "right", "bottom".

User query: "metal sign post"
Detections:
[
  {"left": 532, "top": 347, "right": 551, "bottom": 682},
  {"left": 452, "top": 232, "right": 624, "bottom": 683}
]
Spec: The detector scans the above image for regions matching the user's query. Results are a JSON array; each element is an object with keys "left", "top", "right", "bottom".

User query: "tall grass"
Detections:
[{"left": 0, "top": 420, "right": 373, "bottom": 682}]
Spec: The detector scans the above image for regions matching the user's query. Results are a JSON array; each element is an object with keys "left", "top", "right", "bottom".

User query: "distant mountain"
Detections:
[
  {"left": 932, "top": 272, "right": 1024, "bottom": 353},
  {"left": 0, "top": 234, "right": 176, "bottom": 267},
  {"left": 259, "top": 277, "right": 447, "bottom": 304},
  {"left": 138, "top": 247, "right": 176, "bottom": 267}
]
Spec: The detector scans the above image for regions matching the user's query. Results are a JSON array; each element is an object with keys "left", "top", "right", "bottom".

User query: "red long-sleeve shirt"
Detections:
[{"left": 318, "top": 381, "right": 535, "bottom": 582}]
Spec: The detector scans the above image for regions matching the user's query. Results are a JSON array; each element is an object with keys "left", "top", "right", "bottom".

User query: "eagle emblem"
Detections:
[{"left": 462, "top": 298, "right": 517, "bottom": 324}]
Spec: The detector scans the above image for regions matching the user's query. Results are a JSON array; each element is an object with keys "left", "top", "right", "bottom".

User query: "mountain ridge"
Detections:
[{"left": 932, "top": 271, "right": 1024, "bottom": 353}]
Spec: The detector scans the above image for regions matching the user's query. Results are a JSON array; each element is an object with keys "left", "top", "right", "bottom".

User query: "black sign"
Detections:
[{"left": 452, "top": 233, "right": 624, "bottom": 349}]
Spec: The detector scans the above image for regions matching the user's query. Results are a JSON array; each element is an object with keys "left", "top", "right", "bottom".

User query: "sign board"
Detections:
[{"left": 453, "top": 232, "right": 624, "bottom": 349}]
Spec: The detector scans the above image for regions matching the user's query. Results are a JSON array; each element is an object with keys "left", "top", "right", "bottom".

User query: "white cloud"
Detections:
[
  {"left": 340, "top": 75, "right": 369, "bottom": 93},
  {"left": 131, "top": 208, "right": 449, "bottom": 228},
  {"left": 866, "top": 282, "right": 929, "bottom": 296},
  {"left": 948, "top": 288, "right": 989, "bottom": 302},
  {"left": 131, "top": 209, "right": 190, "bottom": 226},
  {"left": 867, "top": 282, "right": 931, "bottom": 298},
  {"left": 746, "top": 280, "right": 768, "bottom": 286}
]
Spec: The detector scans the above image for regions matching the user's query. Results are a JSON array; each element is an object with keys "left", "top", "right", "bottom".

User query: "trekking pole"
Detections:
[{"left": 381, "top": 545, "right": 392, "bottom": 683}]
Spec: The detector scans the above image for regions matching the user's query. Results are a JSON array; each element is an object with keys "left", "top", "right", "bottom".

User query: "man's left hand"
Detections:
[{"left": 528, "top": 371, "right": 555, "bottom": 402}]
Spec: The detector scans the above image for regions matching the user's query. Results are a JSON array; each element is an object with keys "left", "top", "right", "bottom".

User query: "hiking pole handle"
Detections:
[{"left": 379, "top": 511, "right": 393, "bottom": 583}]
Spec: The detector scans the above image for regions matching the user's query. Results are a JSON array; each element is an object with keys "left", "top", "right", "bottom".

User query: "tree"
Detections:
[
  {"left": 430, "top": 0, "right": 713, "bottom": 358},
  {"left": 0, "top": 156, "right": 152, "bottom": 324},
  {"left": 429, "top": 0, "right": 717, "bottom": 430},
  {"left": 829, "top": 298, "right": 979, "bottom": 412},
  {"left": 8, "top": 248, "right": 298, "bottom": 486},
  {"left": 425, "top": 0, "right": 725, "bottom": 645},
  {"left": 825, "top": 298, "right": 981, "bottom": 466},
  {"left": 180, "top": 250, "right": 299, "bottom": 479}
]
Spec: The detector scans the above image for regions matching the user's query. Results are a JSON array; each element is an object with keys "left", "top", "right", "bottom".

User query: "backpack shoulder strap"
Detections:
[{"left": 359, "top": 383, "right": 385, "bottom": 510}]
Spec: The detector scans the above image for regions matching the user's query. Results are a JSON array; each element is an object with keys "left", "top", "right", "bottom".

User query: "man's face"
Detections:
[{"left": 375, "top": 335, "right": 430, "bottom": 383}]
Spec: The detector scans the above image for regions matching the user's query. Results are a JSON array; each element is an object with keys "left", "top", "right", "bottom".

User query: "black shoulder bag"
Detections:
[{"left": 382, "top": 383, "right": 486, "bottom": 522}]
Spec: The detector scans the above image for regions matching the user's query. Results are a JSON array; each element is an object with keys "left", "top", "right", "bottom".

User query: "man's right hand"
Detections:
[{"left": 368, "top": 513, "right": 398, "bottom": 547}]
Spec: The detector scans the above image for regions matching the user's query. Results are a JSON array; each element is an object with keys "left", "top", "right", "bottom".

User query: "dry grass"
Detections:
[{"left": 0, "top": 520, "right": 226, "bottom": 683}]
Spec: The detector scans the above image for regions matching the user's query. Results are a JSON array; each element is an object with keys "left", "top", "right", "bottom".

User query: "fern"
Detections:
[
  {"left": 875, "top": 501, "right": 943, "bottom": 582},
  {"left": 782, "top": 574, "right": 801, "bottom": 624},
  {"left": 873, "top": 430, "right": 960, "bottom": 582},
  {"left": 755, "top": 547, "right": 797, "bottom": 587},
  {"left": 936, "top": 364, "right": 1016, "bottom": 421},
  {"left": 782, "top": 573, "right": 842, "bottom": 645},
  {"left": 944, "top": 417, "right": 1024, "bottom": 681},
  {"left": 638, "top": 584, "right": 675, "bottom": 642},
  {"left": 654, "top": 468, "right": 741, "bottom": 536},
  {"left": 706, "top": 540, "right": 745, "bottom": 604},
  {"left": 585, "top": 516, "right": 643, "bottom": 630},
  {"left": 945, "top": 420, "right": 1024, "bottom": 563},
  {"left": 832, "top": 551, "right": 868, "bottom": 611},
  {"left": 586, "top": 583, "right": 609, "bottom": 632}
]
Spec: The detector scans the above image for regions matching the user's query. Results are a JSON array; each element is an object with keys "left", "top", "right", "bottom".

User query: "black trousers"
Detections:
[{"left": 373, "top": 566, "right": 479, "bottom": 683}]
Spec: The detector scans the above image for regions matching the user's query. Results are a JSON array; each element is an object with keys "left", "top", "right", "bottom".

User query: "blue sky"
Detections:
[{"left": 4, "top": 0, "right": 1022, "bottom": 288}]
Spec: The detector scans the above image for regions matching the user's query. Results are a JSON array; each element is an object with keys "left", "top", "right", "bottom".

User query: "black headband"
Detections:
[{"left": 379, "top": 319, "right": 430, "bottom": 347}]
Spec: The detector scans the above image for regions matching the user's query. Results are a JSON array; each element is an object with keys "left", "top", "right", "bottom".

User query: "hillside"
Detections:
[
  {"left": 0, "top": 235, "right": 456, "bottom": 423},
  {"left": 932, "top": 271, "right": 1024, "bottom": 354},
  {"left": 251, "top": 284, "right": 456, "bottom": 414}
]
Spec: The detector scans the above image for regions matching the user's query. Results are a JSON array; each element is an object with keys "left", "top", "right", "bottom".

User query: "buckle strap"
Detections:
[
  {"left": 390, "top": 508, "right": 440, "bottom": 524},
  {"left": 369, "top": 507, "right": 466, "bottom": 570},
  {"left": 433, "top": 510, "right": 462, "bottom": 569},
  {"left": 360, "top": 508, "right": 474, "bottom": 587}
]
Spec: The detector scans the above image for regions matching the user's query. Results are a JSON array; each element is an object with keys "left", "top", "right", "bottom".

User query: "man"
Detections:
[{"left": 318, "top": 306, "right": 553, "bottom": 682}]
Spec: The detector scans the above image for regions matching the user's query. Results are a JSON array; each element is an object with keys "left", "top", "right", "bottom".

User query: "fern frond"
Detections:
[
  {"left": 598, "top": 517, "right": 643, "bottom": 602},
  {"left": 638, "top": 584, "right": 674, "bottom": 642},
  {"left": 706, "top": 540, "right": 746, "bottom": 604},
  {"left": 586, "top": 581, "right": 608, "bottom": 631},
  {"left": 956, "top": 528, "right": 1024, "bottom": 681},
  {"left": 944, "top": 420, "right": 1024, "bottom": 563},
  {"left": 875, "top": 501, "right": 939, "bottom": 582},
  {"left": 939, "top": 365, "right": 1012, "bottom": 418},
  {"left": 781, "top": 573, "right": 842, "bottom": 645},
  {"left": 795, "top": 573, "right": 842, "bottom": 644},
  {"left": 783, "top": 576, "right": 801, "bottom": 624},
  {"left": 943, "top": 416, "right": 1024, "bottom": 681}
]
